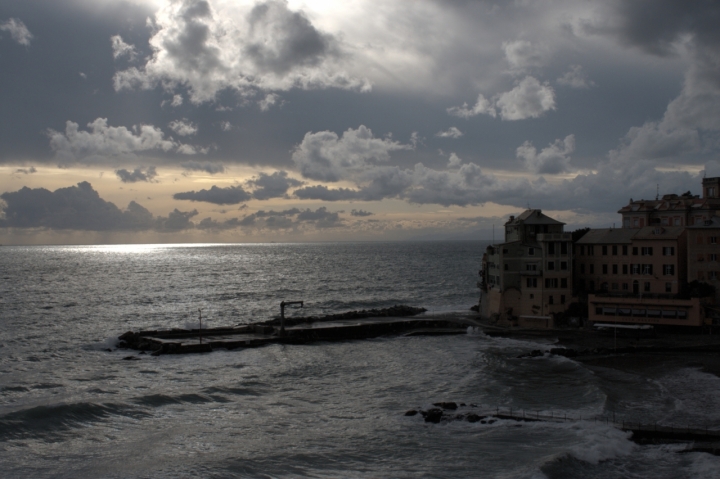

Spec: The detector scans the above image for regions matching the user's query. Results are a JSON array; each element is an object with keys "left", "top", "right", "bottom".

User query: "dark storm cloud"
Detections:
[
  {"left": 294, "top": 185, "right": 362, "bottom": 201},
  {"left": 246, "top": 170, "right": 303, "bottom": 200},
  {"left": 14, "top": 166, "right": 36, "bottom": 174},
  {"left": 0, "top": 182, "right": 157, "bottom": 231},
  {"left": 115, "top": 166, "right": 158, "bottom": 183},
  {"left": 605, "top": 0, "right": 720, "bottom": 55},
  {"left": 245, "top": 0, "right": 336, "bottom": 75},
  {"left": 155, "top": 208, "right": 198, "bottom": 231},
  {"left": 350, "top": 209, "right": 373, "bottom": 217},
  {"left": 173, "top": 185, "right": 252, "bottom": 204},
  {"left": 232, "top": 206, "right": 343, "bottom": 230}
]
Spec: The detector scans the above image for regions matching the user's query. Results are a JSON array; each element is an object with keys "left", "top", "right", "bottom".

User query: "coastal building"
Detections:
[
  {"left": 686, "top": 216, "right": 720, "bottom": 304},
  {"left": 575, "top": 227, "right": 687, "bottom": 296},
  {"left": 618, "top": 177, "right": 720, "bottom": 228},
  {"left": 479, "top": 209, "right": 573, "bottom": 327}
]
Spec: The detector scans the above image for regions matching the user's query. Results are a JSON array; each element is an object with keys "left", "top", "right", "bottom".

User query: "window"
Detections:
[
  {"left": 661, "top": 217, "right": 669, "bottom": 226},
  {"left": 602, "top": 264, "right": 608, "bottom": 274},
  {"left": 548, "top": 242, "right": 555, "bottom": 254},
  {"left": 622, "top": 283, "right": 629, "bottom": 291},
  {"left": 560, "top": 261, "right": 568, "bottom": 271},
  {"left": 602, "top": 245, "right": 608, "bottom": 255},
  {"left": 663, "top": 246, "right": 675, "bottom": 256},
  {"left": 674, "top": 218, "right": 681, "bottom": 226},
  {"left": 589, "top": 281, "right": 595, "bottom": 291},
  {"left": 711, "top": 237, "right": 718, "bottom": 244},
  {"left": 666, "top": 282, "right": 672, "bottom": 293},
  {"left": 612, "top": 264, "right": 618, "bottom": 274},
  {"left": 526, "top": 278, "right": 537, "bottom": 288},
  {"left": 634, "top": 218, "right": 639, "bottom": 227},
  {"left": 623, "top": 264, "right": 628, "bottom": 274},
  {"left": 644, "top": 282, "right": 651, "bottom": 292},
  {"left": 624, "top": 218, "right": 631, "bottom": 228},
  {"left": 590, "top": 264, "right": 595, "bottom": 274},
  {"left": 641, "top": 247, "right": 653, "bottom": 256},
  {"left": 711, "top": 272, "right": 718, "bottom": 281},
  {"left": 528, "top": 247, "right": 535, "bottom": 255},
  {"left": 548, "top": 261, "right": 555, "bottom": 271},
  {"left": 612, "top": 245, "right": 618, "bottom": 255},
  {"left": 631, "top": 264, "right": 640, "bottom": 274},
  {"left": 529, "top": 293, "right": 534, "bottom": 299},
  {"left": 560, "top": 295, "right": 566, "bottom": 304},
  {"left": 711, "top": 254, "right": 718, "bottom": 262},
  {"left": 580, "top": 245, "right": 585, "bottom": 255},
  {"left": 642, "top": 264, "right": 653, "bottom": 275},
  {"left": 504, "top": 264, "right": 509, "bottom": 270},
  {"left": 622, "top": 245, "right": 628, "bottom": 255},
  {"left": 545, "top": 278, "right": 558, "bottom": 288},
  {"left": 612, "top": 283, "right": 619, "bottom": 290},
  {"left": 588, "top": 245, "right": 595, "bottom": 255},
  {"left": 633, "top": 247, "right": 639, "bottom": 255},
  {"left": 503, "top": 248, "right": 509, "bottom": 254},
  {"left": 580, "top": 264, "right": 586, "bottom": 274},
  {"left": 549, "top": 295, "right": 554, "bottom": 305},
  {"left": 663, "top": 264, "right": 675, "bottom": 275},
  {"left": 561, "top": 278, "right": 568, "bottom": 288},
  {"left": 561, "top": 243, "right": 568, "bottom": 255},
  {"left": 698, "top": 253, "right": 705, "bottom": 262}
]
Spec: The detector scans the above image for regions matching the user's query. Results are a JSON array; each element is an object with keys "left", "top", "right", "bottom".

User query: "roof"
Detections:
[
  {"left": 505, "top": 209, "right": 564, "bottom": 226},
  {"left": 575, "top": 228, "right": 636, "bottom": 244},
  {"left": 687, "top": 216, "right": 720, "bottom": 229},
  {"left": 632, "top": 226, "right": 686, "bottom": 240}
]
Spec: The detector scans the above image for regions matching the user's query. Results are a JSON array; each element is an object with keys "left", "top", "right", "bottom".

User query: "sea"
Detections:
[{"left": 1, "top": 241, "right": 720, "bottom": 478}]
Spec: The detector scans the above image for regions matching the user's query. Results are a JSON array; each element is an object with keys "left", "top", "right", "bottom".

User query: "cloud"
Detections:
[
  {"left": 168, "top": 119, "right": 198, "bottom": 136},
  {"left": 557, "top": 64, "right": 594, "bottom": 89},
  {"left": 0, "top": 182, "right": 158, "bottom": 231},
  {"left": 246, "top": 170, "right": 303, "bottom": 200},
  {"left": 293, "top": 185, "right": 362, "bottom": 201},
  {"left": 155, "top": 208, "right": 198, "bottom": 231},
  {"left": 259, "top": 93, "right": 281, "bottom": 111},
  {"left": 495, "top": 76, "right": 556, "bottom": 120},
  {"left": 113, "top": 0, "right": 368, "bottom": 103},
  {"left": 447, "top": 153, "right": 463, "bottom": 168},
  {"left": 47, "top": 118, "right": 186, "bottom": 165},
  {"left": 447, "top": 94, "right": 496, "bottom": 119},
  {"left": 180, "top": 160, "right": 225, "bottom": 174},
  {"left": 110, "top": 35, "right": 137, "bottom": 60},
  {"left": 228, "top": 206, "right": 342, "bottom": 230},
  {"left": 15, "top": 166, "right": 36, "bottom": 175},
  {"left": 350, "top": 209, "right": 373, "bottom": 217},
  {"left": 0, "top": 18, "right": 33, "bottom": 46},
  {"left": 173, "top": 185, "right": 252, "bottom": 204},
  {"left": 502, "top": 40, "right": 546, "bottom": 73},
  {"left": 292, "top": 125, "right": 411, "bottom": 182},
  {"left": 296, "top": 206, "right": 343, "bottom": 228},
  {"left": 115, "top": 166, "right": 158, "bottom": 183},
  {"left": 516, "top": 135, "right": 575, "bottom": 174},
  {"left": 448, "top": 76, "right": 555, "bottom": 121},
  {"left": 436, "top": 127, "right": 463, "bottom": 139}
]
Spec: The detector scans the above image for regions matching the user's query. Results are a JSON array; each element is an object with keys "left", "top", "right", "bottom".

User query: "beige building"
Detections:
[
  {"left": 686, "top": 216, "right": 720, "bottom": 303},
  {"left": 618, "top": 177, "right": 720, "bottom": 228},
  {"left": 480, "top": 210, "right": 572, "bottom": 325}
]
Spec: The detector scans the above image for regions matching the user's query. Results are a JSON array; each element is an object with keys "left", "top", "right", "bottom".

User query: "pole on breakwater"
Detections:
[
  {"left": 279, "top": 301, "right": 304, "bottom": 337},
  {"left": 199, "top": 309, "right": 202, "bottom": 344}
]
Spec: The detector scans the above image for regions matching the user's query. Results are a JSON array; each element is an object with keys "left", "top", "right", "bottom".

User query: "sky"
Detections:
[{"left": 0, "top": 0, "right": 719, "bottom": 244}]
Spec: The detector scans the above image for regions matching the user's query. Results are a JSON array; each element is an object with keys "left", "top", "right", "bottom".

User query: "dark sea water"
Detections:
[{"left": 1, "top": 241, "right": 720, "bottom": 478}]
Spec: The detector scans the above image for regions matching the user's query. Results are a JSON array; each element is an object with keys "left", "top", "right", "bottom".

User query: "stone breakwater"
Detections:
[{"left": 114, "top": 305, "right": 446, "bottom": 357}]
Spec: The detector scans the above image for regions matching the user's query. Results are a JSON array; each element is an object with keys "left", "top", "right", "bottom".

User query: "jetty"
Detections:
[
  {"left": 117, "top": 305, "right": 478, "bottom": 356},
  {"left": 406, "top": 403, "right": 720, "bottom": 455}
]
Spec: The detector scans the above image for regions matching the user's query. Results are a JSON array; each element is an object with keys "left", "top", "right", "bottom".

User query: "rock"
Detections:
[
  {"left": 433, "top": 401, "right": 458, "bottom": 410},
  {"left": 404, "top": 410, "right": 418, "bottom": 416},
  {"left": 529, "top": 350, "right": 544, "bottom": 357},
  {"left": 466, "top": 413, "right": 483, "bottom": 423},
  {"left": 122, "top": 356, "right": 140, "bottom": 361},
  {"left": 549, "top": 348, "right": 577, "bottom": 357},
  {"left": 104, "top": 348, "right": 112, "bottom": 352},
  {"left": 470, "top": 305, "right": 479, "bottom": 312},
  {"left": 421, "top": 408, "right": 444, "bottom": 423}
]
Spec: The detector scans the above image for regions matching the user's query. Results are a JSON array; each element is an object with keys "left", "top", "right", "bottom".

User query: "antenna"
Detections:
[
  {"left": 492, "top": 224, "right": 495, "bottom": 244},
  {"left": 656, "top": 184, "right": 659, "bottom": 200}
]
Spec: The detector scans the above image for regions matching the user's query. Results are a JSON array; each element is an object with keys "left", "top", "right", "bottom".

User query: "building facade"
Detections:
[{"left": 480, "top": 210, "right": 573, "bottom": 325}]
